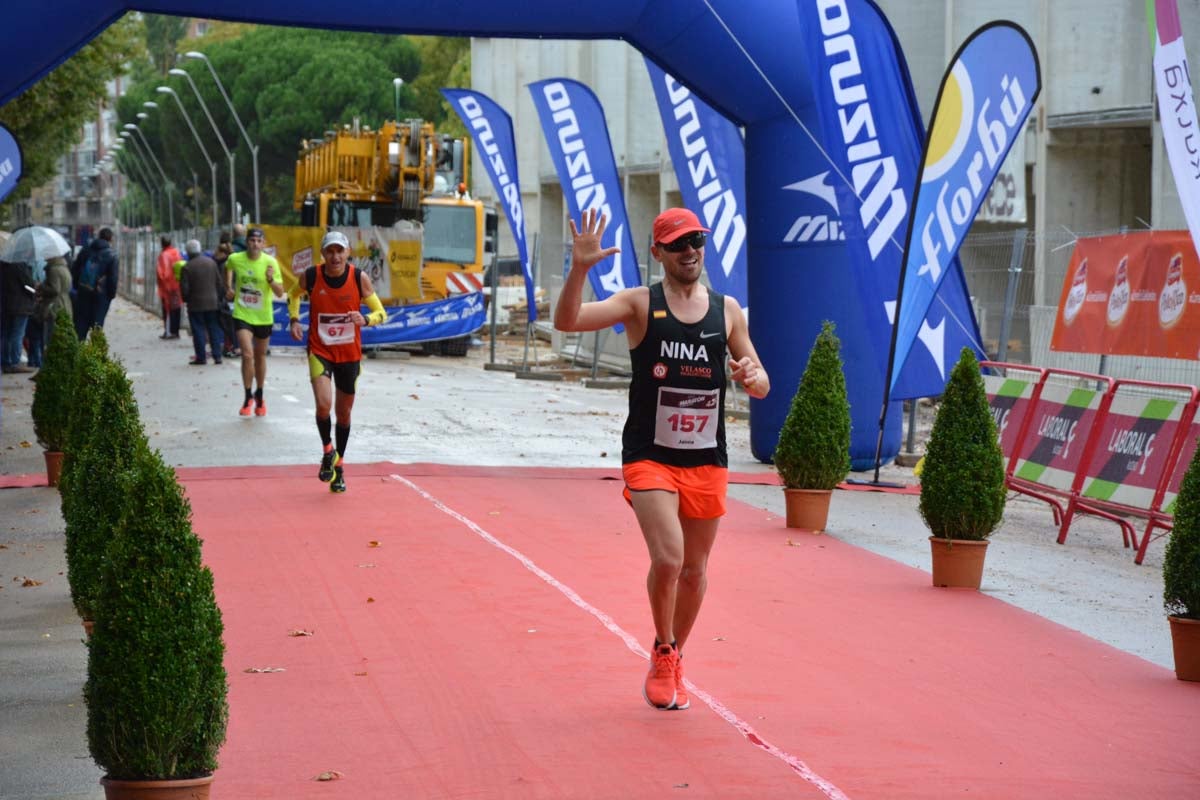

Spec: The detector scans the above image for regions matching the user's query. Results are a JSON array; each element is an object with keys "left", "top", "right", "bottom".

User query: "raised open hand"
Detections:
[{"left": 568, "top": 207, "right": 621, "bottom": 272}]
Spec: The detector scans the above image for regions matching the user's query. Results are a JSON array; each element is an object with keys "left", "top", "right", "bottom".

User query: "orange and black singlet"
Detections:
[
  {"left": 622, "top": 282, "right": 728, "bottom": 468},
  {"left": 305, "top": 263, "right": 365, "bottom": 363}
]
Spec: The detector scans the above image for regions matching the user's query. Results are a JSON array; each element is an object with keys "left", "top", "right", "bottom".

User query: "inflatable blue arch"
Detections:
[{"left": 0, "top": 0, "right": 909, "bottom": 466}]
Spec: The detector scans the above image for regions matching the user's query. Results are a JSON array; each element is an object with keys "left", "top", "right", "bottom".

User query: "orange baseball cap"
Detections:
[{"left": 652, "top": 208, "right": 710, "bottom": 244}]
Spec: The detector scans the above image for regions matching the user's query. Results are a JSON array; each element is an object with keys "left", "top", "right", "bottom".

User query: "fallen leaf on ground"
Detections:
[
  {"left": 409, "top": 394, "right": 419, "bottom": 400},
  {"left": 368, "top": 540, "right": 381, "bottom": 548},
  {"left": 711, "top": 636, "right": 726, "bottom": 641},
  {"left": 288, "top": 629, "right": 314, "bottom": 637},
  {"left": 356, "top": 563, "right": 376, "bottom": 568},
  {"left": 21, "top": 578, "right": 42, "bottom": 587},
  {"left": 353, "top": 671, "right": 367, "bottom": 676},
  {"left": 785, "top": 539, "right": 801, "bottom": 547},
  {"left": 314, "top": 771, "right": 344, "bottom": 781},
  {"left": 367, "top": 597, "right": 375, "bottom": 603},
  {"left": 243, "top": 667, "right": 286, "bottom": 673},
  {"left": 19, "top": 441, "right": 32, "bottom": 448}
]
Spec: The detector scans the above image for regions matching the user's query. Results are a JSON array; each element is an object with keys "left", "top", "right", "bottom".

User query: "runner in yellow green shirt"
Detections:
[{"left": 225, "top": 227, "right": 286, "bottom": 416}]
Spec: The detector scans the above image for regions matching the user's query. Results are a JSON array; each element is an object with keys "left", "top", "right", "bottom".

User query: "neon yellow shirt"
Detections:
[{"left": 227, "top": 251, "right": 281, "bottom": 326}]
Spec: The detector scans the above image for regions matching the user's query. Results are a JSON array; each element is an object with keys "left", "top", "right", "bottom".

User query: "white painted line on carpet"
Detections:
[{"left": 390, "top": 473, "right": 850, "bottom": 800}]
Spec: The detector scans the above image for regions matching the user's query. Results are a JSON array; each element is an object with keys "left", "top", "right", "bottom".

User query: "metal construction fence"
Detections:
[{"left": 114, "top": 226, "right": 224, "bottom": 318}]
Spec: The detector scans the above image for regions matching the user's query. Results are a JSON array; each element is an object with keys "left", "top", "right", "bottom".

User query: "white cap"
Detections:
[{"left": 321, "top": 231, "right": 350, "bottom": 251}]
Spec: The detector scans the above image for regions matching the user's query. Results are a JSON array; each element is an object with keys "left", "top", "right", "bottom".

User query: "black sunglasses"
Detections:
[{"left": 658, "top": 231, "right": 706, "bottom": 253}]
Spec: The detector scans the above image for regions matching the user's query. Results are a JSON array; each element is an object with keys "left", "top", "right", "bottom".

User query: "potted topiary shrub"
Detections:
[
  {"left": 1163, "top": 439, "right": 1200, "bottom": 681},
  {"left": 30, "top": 309, "right": 79, "bottom": 486},
  {"left": 85, "top": 401, "right": 228, "bottom": 799},
  {"left": 919, "top": 347, "right": 1007, "bottom": 589},
  {"left": 773, "top": 320, "right": 851, "bottom": 530},
  {"left": 59, "top": 334, "right": 144, "bottom": 634}
]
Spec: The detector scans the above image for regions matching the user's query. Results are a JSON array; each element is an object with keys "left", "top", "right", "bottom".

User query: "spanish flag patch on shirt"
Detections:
[{"left": 652, "top": 310, "right": 668, "bottom": 319}]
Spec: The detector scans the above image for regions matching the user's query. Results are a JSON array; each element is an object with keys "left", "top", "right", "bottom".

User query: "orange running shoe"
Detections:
[
  {"left": 673, "top": 655, "right": 690, "bottom": 710},
  {"left": 238, "top": 399, "right": 255, "bottom": 417},
  {"left": 643, "top": 643, "right": 678, "bottom": 709},
  {"left": 254, "top": 402, "right": 267, "bottom": 417}
]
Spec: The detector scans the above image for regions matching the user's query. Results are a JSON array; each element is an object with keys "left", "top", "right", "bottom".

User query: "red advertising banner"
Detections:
[{"left": 1050, "top": 230, "right": 1200, "bottom": 359}]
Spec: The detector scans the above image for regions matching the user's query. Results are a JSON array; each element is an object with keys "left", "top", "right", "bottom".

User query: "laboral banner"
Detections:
[
  {"left": 269, "top": 291, "right": 486, "bottom": 348},
  {"left": 0, "top": 123, "right": 21, "bottom": 203},
  {"left": 528, "top": 78, "right": 641, "bottom": 326},
  {"left": 887, "top": 22, "right": 1041, "bottom": 395},
  {"left": 259, "top": 224, "right": 423, "bottom": 304},
  {"left": 1011, "top": 383, "right": 1106, "bottom": 494},
  {"left": 442, "top": 88, "right": 537, "bottom": 322},
  {"left": 643, "top": 57, "right": 748, "bottom": 312},
  {"left": 1149, "top": 0, "right": 1200, "bottom": 252},
  {"left": 982, "top": 372, "right": 1040, "bottom": 458},
  {"left": 1050, "top": 230, "right": 1200, "bottom": 359}
]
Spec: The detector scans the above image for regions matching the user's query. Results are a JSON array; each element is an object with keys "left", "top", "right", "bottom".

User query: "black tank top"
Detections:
[{"left": 622, "top": 282, "right": 727, "bottom": 467}]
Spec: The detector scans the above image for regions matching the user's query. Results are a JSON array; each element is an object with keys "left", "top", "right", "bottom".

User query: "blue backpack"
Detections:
[{"left": 78, "top": 255, "right": 102, "bottom": 292}]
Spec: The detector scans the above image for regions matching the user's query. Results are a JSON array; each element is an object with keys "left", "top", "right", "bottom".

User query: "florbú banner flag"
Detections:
[
  {"left": 529, "top": 78, "right": 641, "bottom": 330},
  {"left": 1148, "top": 0, "right": 1200, "bottom": 253},
  {"left": 643, "top": 57, "right": 748, "bottom": 312},
  {"left": 442, "top": 88, "right": 537, "bottom": 322},
  {"left": 888, "top": 22, "right": 1041, "bottom": 394},
  {"left": 0, "top": 123, "right": 22, "bottom": 203}
]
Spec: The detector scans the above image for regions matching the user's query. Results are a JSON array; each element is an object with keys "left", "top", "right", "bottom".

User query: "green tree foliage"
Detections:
[
  {"left": 85, "top": 443, "right": 227, "bottom": 780},
  {"left": 143, "top": 13, "right": 190, "bottom": 74},
  {"left": 1164, "top": 442, "right": 1200, "bottom": 619},
  {"left": 31, "top": 310, "right": 80, "bottom": 453},
  {"left": 409, "top": 36, "right": 471, "bottom": 137},
  {"left": 120, "top": 24, "right": 423, "bottom": 224},
  {"left": 61, "top": 344, "right": 146, "bottom": 621},
  {"left": 919, "top": 348, "right": 1006, "bottom": 540},
  {"left": 773, "top": 321, "right": 851, "bottom": 490},
  {"left": 0, "top": 15, "right": 141, "bottom": 216}
]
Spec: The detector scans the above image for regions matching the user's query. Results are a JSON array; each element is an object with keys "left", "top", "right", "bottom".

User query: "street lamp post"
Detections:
[
  {"left": 393, "top": 77, "right": 404, "bottom": 122},
  {"left": 185, "top": 51, "right": 260, "bottom": 223},
  {"left": 157, "top": 85, "right": 219, "bottom": 229},
  {"left": 113, "top": 140, "right": 153, "bottom": 230},
  {"left": 124, "top": 122, "right": 175, "bottom": 231},
  {"left": 143, "top": 100, "right": 201, "bottom": 232},
  {"left": 169, "top": 67, "right": 236, "bottom": 229}
]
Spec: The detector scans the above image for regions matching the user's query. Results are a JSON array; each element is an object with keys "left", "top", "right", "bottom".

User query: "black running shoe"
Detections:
[
  {"left": 330, "top": 466, "right": 346, "bottom": 494},
  {"left": 318, "top": 450, "right": 341, "bottom": 483}
]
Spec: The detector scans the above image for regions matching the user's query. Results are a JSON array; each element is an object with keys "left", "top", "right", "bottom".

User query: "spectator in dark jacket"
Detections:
[
  {"left": 71, "top": 227, "right": 118, "bottom": 340},
  {"left": 1, "top": 258, "right": 37, "bottom": 373},
  {"left": 180, "top": 239, "right": 225, "bottom": 365}
]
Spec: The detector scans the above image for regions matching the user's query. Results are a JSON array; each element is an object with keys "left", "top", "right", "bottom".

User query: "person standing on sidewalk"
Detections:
[
  {"left": 226, "top": 228, "right": 285, "bottom": 416},
  {"left": 0, "top": 258, "right": 36, "bottom": 373},
  {"left": 70, "top": 227, "right": 118, "bottom": 339},
  {"left": 287, "top": 231, "right": 386, "bottom": 493},
  {"left": 554, "top": 207, "right": 769, "bottom": 711},
  {"left": 179, "top": 239, "right": 225, "bottom": 366},
  {"left": 156, "top": 235, "right": 183, "bottom": 339}
]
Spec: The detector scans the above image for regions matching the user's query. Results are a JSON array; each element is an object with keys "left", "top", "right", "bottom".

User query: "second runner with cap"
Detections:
[{"left": 288, "top": 230, "right": 387, "bottom": 493}]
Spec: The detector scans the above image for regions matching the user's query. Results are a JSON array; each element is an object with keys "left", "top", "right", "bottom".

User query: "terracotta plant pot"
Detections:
[
  {"left": 44, "top": 450, "right": 64, "bottom": 487},
  {"left": 783, "top": 488, "right": 832, "bottom": 531},
  {"left": 928, "top": 537, "right": 989, "bottom": 589},
  {"left": 82, "top": 619, "right": 95, "bottom": 638},
  {"left": 1169, "top": 615, "right": 1200, "bottom": 682},
  {"left": 101, "top": 774, "right": 212, "bottom": 799}
]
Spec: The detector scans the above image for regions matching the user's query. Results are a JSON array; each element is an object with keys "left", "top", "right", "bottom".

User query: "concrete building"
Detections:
[
  {"left": 468, "top": 0, "right": 1197, "bottom": 385},
  {"left": 7, "top": 78, "right": 125, "bottom": 247}
]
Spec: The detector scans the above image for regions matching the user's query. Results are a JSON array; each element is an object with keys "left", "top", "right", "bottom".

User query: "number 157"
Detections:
[{"left": 667, "top": 413, "right": 708, "bottom": 433}]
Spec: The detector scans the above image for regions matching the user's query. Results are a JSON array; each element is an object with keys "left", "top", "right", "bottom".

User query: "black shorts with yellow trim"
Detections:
[{"left": 308, "top": 353, "right": 362, "bottom": 395}]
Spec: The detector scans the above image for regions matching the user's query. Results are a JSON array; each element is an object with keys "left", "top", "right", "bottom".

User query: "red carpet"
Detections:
[{"left": 97, "top": 464, "right": 1200, "bottom": 797}]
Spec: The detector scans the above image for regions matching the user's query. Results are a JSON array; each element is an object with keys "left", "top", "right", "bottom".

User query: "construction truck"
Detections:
[{"left": 293, "top": 118, "right": 497, "bottom": 353}]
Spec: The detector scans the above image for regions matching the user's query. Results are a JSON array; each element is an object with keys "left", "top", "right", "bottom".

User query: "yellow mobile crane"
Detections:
[{"left": 293, "top": 118, "right": 497, "bottom": 305}]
